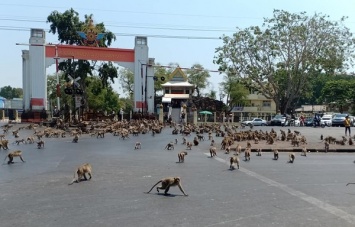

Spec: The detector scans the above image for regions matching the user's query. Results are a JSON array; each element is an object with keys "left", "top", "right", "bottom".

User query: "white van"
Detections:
[{"left": 320, "top": 114, "right": 333, "bottom": 126}]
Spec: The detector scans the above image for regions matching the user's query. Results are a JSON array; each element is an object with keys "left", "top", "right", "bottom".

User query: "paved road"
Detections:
[{"left": 1, "top": 123, "right": 355, "bottom": 226}]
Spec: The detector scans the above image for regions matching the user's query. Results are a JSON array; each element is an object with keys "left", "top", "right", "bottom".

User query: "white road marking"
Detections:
[{"left": 205, "top": 153, "right": 355, "bottom": 225}]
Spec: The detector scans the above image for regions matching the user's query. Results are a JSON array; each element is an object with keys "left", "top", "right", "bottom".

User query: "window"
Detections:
[
  {"left": 165, "top": 89, "right": 169, "bottom": 94},
  {"left": 263, "top": 101, "right": 271, "bottom": 107},
  {"left": 31, "top": 29, "right": 44, "bottom": 38},
  {"left": 185, "top": 90, "right": 190, "bottom": 94},
  {"left": 136, "top": 37, "right": 147, "bottom": 45}
]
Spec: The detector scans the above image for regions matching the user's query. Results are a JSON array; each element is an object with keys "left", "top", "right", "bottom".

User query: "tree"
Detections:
[
  {"left": 214, "top": 9, "right": 355, "bottom": 114},
  {"left": 219, "top": 74, "right": 248, "bottom": 109},
  {"left": 186, "top": 63, "right": 211, "bottom": 97},
  {"left": 118, "top": 68, "right": 134, "bottom": 98},
  {"left": 320, "top": 79, "right": 355, "bottom": 113},
  {"left": 47, "top": 9, "right": 117, "bottom": 106},
  {"left": 154, "top": 63, "right": 172, "bottom": 95},
  {"left": 0, "top": 86, "right": 23, "bottom": 99}
]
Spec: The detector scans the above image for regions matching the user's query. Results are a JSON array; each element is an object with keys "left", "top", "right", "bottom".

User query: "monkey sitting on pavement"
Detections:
[
  {"left": 186, "top": 142, "right": 193, "bottom": 150},
  {"left": 69, "top": 163, "right": 92, "bottom": 185},
  {"left": 165, "top": 142, "right": 174, "bottom": 150},
  {"left": 72, "top": 135, "right": 79, "bottom": 143},
  {"left": 178, "top": 151, "right": 188, "bottom": 163},
  {"left": 145, "top": 177, "right": 188, "bottom": 196},
  {"left": 288, "top": 153, "right": 295, "bottom": 163},
  {"left": 256, "top": 148, "right": 262, "bottom": 156},
  {"left": 37, "top": 140, "right": 45, "bottom": 149},
  {"left": 273, "top": 149, "right": 279, "bottom": 160},
  {"left": 134, "top": 142, "right": 141, "bottom": 150},
  {"left": 4, "top": 150, "right": 25, "bottom": 164}
]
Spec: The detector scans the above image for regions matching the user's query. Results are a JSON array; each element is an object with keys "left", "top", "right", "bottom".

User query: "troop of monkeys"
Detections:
[{"left": 3, "top": 120, "right": 355, "bottom": 196}]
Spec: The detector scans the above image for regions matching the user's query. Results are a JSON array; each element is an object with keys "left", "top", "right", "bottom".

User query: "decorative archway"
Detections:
[{"left": 21, "top": 28, "right": 154, "bottom": 117}]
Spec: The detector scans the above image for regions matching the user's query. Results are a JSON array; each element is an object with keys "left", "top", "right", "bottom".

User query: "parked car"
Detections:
[
  {"left": 304, "top": 117, "right": 314, "bottom": 126},
  {"left": 241, "top": 118, "right": 268, "bottom": 126},
  {"left": 269, "top": 114, "right": 287, "bottom": 126},
  {"left": 320, "top": 115, "right": 333, "bottom": 127},
  {"left": 332, "top": 113, "right": 348, "bottom": 127}
]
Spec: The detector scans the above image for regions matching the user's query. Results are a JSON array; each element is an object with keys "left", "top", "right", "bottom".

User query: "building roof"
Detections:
[{"left": 161, "top": 81, "right": 194, "bottom": 87}]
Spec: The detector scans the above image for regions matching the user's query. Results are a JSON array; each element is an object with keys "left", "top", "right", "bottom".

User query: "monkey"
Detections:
[
  {"left": 301, "top": 147, "right": 307, "bottom": 156},
  {"left": 145, "top": 177, "right": 188, "bottom": 196},
  {"left": 210, "top": 139, "right": 215, "bottom": 147},
  {"left": 320, "top": 134, "right": 323, "bottom": 141},
  {"left": 254, "top": 137, "right": 259, "bottom": 144},
  {"left": 15, "top": 139, "right": 26, "bottom": 145},
  {"left": 273, "top": 149, "right": 279, "bottom": 160},
  {"left": 0, "top": 139, "right": 9, "bottom": 150},
  {"left": 182, "top": 137, "right": 186, "bottom": 145},
  {"left": 197, "top": 134, "right": 205, "bottom": 141},
  {"left": 246, "top": 141, "right": 251, "bottom": 148},
  {"left": 178, "top": 151, "right": 188, "bottom": 163},
  {"left": 288, "top": 153, "right": 295, "bottom": 163},
  {"left": 349, "top": 137, "right": 353, "bottom": 145},
  {"left": 193, "top": 137, "right": 199, "bottom": 146},
  {"left": 37, "top": 140, "right": 45, "bottom": 149},
  {"left": 134, "top": 142, "right": 141, "bottom": 150},
  {"left": 4, "top": 150, "right": 25, "bottom": 164},
  {"left": 0, "top": 134, "right": 5, "bottom": 140},
  {"left": 210, "top": 146, "right": 217, "bottom": 157},
  {"left": 324, "top": 141, "right": 329, "bottom": 153},
  {"left": 175, "top": 138, "right": 178, "bottom": 144},
  {"left": 26, "top": 136, "right": 35, "bottom": 144},
  {"left": 69, "top": 163, "right": 92, "bottom": 185},
  {"left": 97, "top": 131, "right": 105, "bottom": 138},
  {"left": 244, "top": 148, "right": 251, "bottom": 161},
  {"left": 229, "top": 155, "right": 240, "bottom": 170},
  {"left": 165, "top": 142, "right": 174, "bottom": 150},
  {"left": 152, "top": 130, "right": 156, "bottom": 137},
  {"left": 208, "top": 133, "right": 213, "bottom": 141},
  {"left": 72, "top": 134, "right": 79, "bottom": 143},
  {"left": 225, "top": 146, "right": 231, "bottom": 154},
  {"left": 236, "top": 144, "right": 242, "bottom": 155},
  {"left": 256, "top": 148, "right": 262, "bottom": 156},
  {"left": 186, "top": 142, "right": 193, "bottom": 150}
]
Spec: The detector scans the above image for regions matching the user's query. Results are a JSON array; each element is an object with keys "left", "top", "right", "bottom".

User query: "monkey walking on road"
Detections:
[
  {"left": 4, "top": 150, "right": 25, "bottom": 164},
  {"left": 145, "top": 177, "right": 188, "bottom": 196},
  {"left": 69, "top": 163, "right": 92, "bottom": 185}
]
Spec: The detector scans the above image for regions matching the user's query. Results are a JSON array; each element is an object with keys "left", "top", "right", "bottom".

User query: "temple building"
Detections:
[{"left": 161, "top": 67, "right": 194, "bottom": 108}]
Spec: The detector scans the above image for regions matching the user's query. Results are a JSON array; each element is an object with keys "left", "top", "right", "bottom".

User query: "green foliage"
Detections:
[
  {"left": 0, "top": 86, "right": 23, "bottom": 99},
  {"left": 186, "top": 63, "right": 211, "bottom": 97},
  {"left": 118, "top": 68, "right": 134, "bottom": 98},
  {"left": 320, "top": 79, "right": 355, "bottom": 112},
  {"left": 85, "top": 77, "right": 120, "bottom": 112},
  {"left": 47, "top": 8, "right": 117, "bottom": 107},
  {"left": 214, "top": 9, "right": 355, "bottom": 114},
  {"left": 154, "top": 63, "right": 173, "bottom": 94}
]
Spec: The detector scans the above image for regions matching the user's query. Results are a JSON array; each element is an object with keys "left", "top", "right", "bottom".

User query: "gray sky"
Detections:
[{"left": 1, "top": 0, "right": 354, "bottom": 97}]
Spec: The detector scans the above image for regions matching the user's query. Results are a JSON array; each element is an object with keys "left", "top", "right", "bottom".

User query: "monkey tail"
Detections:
[
  {"left": 68, "top": 172, "right": 77, "bottom": 185},
  {"left": 145, "top": 180, "right": 162, "bottom": 194}
]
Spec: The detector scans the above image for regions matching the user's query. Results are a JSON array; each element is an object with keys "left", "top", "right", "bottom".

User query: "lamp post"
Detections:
[
  {"left": 120, "top": 108, "right": 124, "bottom": 121},
  {"left": 54, "top": 45, "right": 60, "bottom": 110}
]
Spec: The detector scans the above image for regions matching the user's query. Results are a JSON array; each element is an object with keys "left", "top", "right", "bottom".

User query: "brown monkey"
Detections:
[
  {"left": 246, "top": 141, "right": 251, "bottom": 148},
  {"left": 254, "top": 137, "right": 259, "bottom": 144},
  {"left": 349, "top": 138, "right": 353, "bottom": 145},
  {"left": 26, "top": 136, "right": 35, "bottom": 144},
  {"left": 193, "top": 137, "right": 199, "bottom": 146},
  {"left": 229, "top": 155, "right": 240, "bottom": 170},
  {"left": 289, "top": 152, "right": 295, "bottom": 163},
  {"left": 0, "top": 139, "right": 9, "bottom": 150},
  {"left": 165, "top": 142, "right": 174, "bottom": 150},
  {"left": 324, "top": 141, "right": 329, "bottom": 153},
  {"left": 186, "top": 142, "right": 193, "bottom": 150},
  {"left": 244, "top": 148, "right": 251, "bottom": 161},
  {"left": 15, "top": 139, "right": 26, "bottom": 145},
  {"left": 236, "top": 144, "right": 242, "bottom": 155},
  {"left": 182, "top": 137, "right": 186, "bottom": 145},
  {"left": 145, "top": 177, "right": 188, "bottom": 196},
  {"left": 210, "top": 146, "right": 217, "bottom": 157},
  {"left": 301, "top": 147, "right": 307, "bottom": 156},
  {"left": 225, "top": 146, "right": 231, "bottom": 154},
  {"left": 4, "top": 150, "right": 25, "bottom": 164},
  {"left": 134, "top": 142, "right": 141, "bottom": 150},
  {"left": 97, "top": 131, "right": 105, "bottom": 138},
  {"left": 256, "top": 148, "right": 262, "bottom": 156},
  {"left": 37, "top": 140, "right": 45, "bottom": 149},
  {"left": 72, "top": 135, "right": 79, "bottom": 143},
  {"left": 178, "top": 151, "right": 188, "bottom": 163},
  {"left": 210, "top": 139, "right": 215, "bottom": 147},
  {"left": 69, "top": 163, "right": 92, "bottom": 185},
  {"left": 273, "top": 149, "right": 279, "bottom": 160}
]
